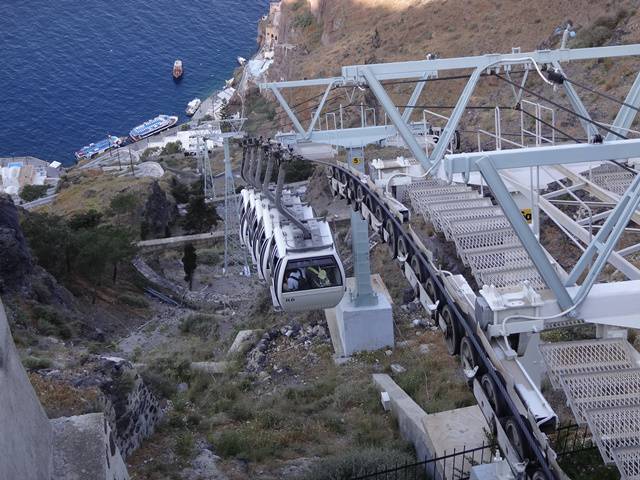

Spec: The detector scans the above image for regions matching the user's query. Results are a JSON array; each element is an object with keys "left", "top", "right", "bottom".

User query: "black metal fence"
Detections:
[
  {"left": 350, "top": 442, "right": 496, "bottom": 480},
  {"left": 349, "top": 424, "right": 598, "bottom": 480}
]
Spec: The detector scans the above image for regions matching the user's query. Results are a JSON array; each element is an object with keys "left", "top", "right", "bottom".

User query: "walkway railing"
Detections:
[{"left": 349, "top": 424, "right": 599, "bottom": 480}]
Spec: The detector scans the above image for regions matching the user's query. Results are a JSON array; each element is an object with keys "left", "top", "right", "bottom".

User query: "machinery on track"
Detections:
[{"left": 236, "top": 42, "right": 640, "bottom": 479}]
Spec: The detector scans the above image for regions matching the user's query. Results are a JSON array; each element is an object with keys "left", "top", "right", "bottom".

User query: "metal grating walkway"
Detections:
[
  {"left": 406, "top": 178, "right": 545, "bottom": 291},
  {"left": 585, "top": 405, "right": 640, "bottom": 464},
  {"left": 613, "top": 446, "right": 640, "bottom": 480},
  {"left": 540, "top": 338, "right": 636, "bottom": 389},
  {"left": 559, "top": 368, "right": 640, "bottom": 423},
  {"left": 540, "top": 338, "right": 640, "bottom": 476}
]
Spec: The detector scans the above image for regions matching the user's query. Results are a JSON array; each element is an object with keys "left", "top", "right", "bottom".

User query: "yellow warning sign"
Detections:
[
  {"left": 352, "top": 157, "right": 362, "bottom": 166},
  {"left": 521, "top": 208, "right": 532, "bottom": 223}
]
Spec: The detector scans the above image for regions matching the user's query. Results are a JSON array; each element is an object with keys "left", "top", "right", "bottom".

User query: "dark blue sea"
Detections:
[{"left": 1, "top": 0, "right": 269, "bottom": 165}]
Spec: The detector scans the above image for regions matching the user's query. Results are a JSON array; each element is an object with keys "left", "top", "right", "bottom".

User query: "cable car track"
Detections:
[{"left": 241, "top": 140, "right": 561, "bottom": 480}]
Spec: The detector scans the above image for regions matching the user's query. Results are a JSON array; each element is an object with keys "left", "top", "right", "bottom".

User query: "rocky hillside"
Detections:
[{"left": 267, "top": 0, "right": 640, "bottom": 140}]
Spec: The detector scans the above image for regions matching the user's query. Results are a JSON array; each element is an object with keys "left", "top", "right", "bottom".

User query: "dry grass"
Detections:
[
  {"left": 29, "top": 373, "right": 101, "bottom": 419},
  {"left": 42, "top": 169, "right": 155, "bottom": 217}
]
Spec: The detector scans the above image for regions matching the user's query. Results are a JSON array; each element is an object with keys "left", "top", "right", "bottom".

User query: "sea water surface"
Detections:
[{"left": 1, "top": 0, "right": 269, "bottom": 165}]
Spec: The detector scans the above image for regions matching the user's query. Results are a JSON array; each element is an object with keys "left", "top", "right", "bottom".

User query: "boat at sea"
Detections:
[
  {"left": 185, "top": 98, "right": 202, "bottom": 116},
  {"left": 129, "top": 115, "right": 179, "bottom": 141},
  {"left": 75, "top": 135, "right": 121, "bottom": 161},
  {"left": 173, "top": 59, "right": 183, "bottom": 79}
]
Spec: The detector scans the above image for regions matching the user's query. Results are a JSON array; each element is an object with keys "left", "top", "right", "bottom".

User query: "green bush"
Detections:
[
  {"left": 20, "top": 185, "right": 49, "bottom": 202},
  {"left": 215, "top": 430, "right": 246, "bottom": 457},
  {"left": 22, "top": 355, "right": 52, "bottom": 370},
  {"left": 293, "top": 10, "right": 314, "bottom": 29},
  {"left": 179, "top": 313, "right": 219, "bottom": 338},
  {"left": 32, "top": 305, "right": 74, "bottom": 339},
  {"left": 175, "top": 431, "right": 195, "bottom": 459},
  {"left": 140, "top": 147, "right": 160, "bottom": 161},
  {"left": 161, "top": 141, "right": 183, "bottom": 156},
  {"left": 117, "top": 293, "right": 149, "bottom": 308},
  {"left": 112, "top": 371, "right": 137, "bottom": 397},
  {"left": 198, "top": 247, "right": 221, "bottom": 266}
]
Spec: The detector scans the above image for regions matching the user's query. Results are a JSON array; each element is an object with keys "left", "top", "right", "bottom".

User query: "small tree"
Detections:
[
  {"left": 182, "top": 243, "right": 197, "bottom": 290},
  {"left": 170, "top": 177, "right": 190, "bottom": 204},
  {"left": 100, "top": 225, "right": 136, "bottom": 284},
  {"left": 19, "top": 185, "right": 49, "bottom": 202},
  {"left": 183, "top": 195, "right": 220, "bottom": 234},
  {"left": 68, "top": 210, "right": 103, "bottom": 230},
  {"left": 219, "top": 99, "right": 232, "bottom": 133},
  {"left": 110, "top": 192, "right": 138, "bottom": 225},
  {"left": 161, "top": 141, "right": 183, "bottom": 156}
]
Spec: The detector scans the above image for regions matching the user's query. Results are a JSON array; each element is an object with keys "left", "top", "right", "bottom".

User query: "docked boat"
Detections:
[
  {"left": 173, "top": 59, "right": 183, "bottom": 79},
  {"left": 75, "top": 135, "right": 121, "bottom": 161},
  {"left": 129, "top": 115, "right": 179, "bottom": 141},
  {"left": 237, "top": 56, "right": 247, "bottom": 66},
  {"left": 185, "top": 98, "right": 202, "bottom": 116}
]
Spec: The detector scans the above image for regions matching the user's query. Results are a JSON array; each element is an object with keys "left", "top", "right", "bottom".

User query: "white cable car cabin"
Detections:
[
  {"left": 240, "top": 189, "right": 258, "bottom": 248},
  {"left": 247, "top": 195, "right": 266, "bottom": 266},
  {"left": 253, "top": 192, "right": 305, "bottom": 280},
  {"left": 269, "top": 219, "right": 345, "bottom": 312},
  {"left": 239, "top": 189, "right": 251, "bottom": 246}
]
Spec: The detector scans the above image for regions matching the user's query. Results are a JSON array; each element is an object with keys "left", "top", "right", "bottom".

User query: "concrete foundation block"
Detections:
[
  {"left": 51, "top": 413, "right": 129, "bottom": 480},
  {"left": 327, "top": 275, "right": 394, "bottom": 357},
  {"left": 470, "top": 460, "right": 514, "bottom": 480},
  {"left": 0, "top": 299, "right": 53, "bottom": 480},
  {"left": 422, "top": 405, "right": 489, "bottom": 479},
  {"left": 227, "top": 329, "right": 261, "bottom": 357},
  {"left": 191, "top": 361, "right": 230, "bottom": 374}
]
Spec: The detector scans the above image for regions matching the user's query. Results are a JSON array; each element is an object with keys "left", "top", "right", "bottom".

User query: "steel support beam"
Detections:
[
  {"left": 360, "top": 67, "right": 431, "bottom": 168},
  {"left": 556, "top": 165, "right": 640, "bottom": 226},
  {"left": 552, "top": 61, "right": 599, "bottom": 141},
  {"left": 606, "top": 71, "right": 640, "bottom": 141},
  {"left": 401, "top": 71, "right": 435, "bottom": 122},
  {"left": 502, "top": 171, "right": 640, "bottom": 281},
  {"left": 566, "top": 172, "right": 640, "bottom": 297},
  {"left": 340, "top": 45, "right": 640, "bottom": 82},
  {"left": 445, "top": 139, "right": 640, "bottom": 176},
  {"left": 270, "top": 86, "right": 305, "bottom": 135},
  {"left": 305, "top": 81, "right": 335, "bottom": 137},
  {"left": 477, "top": 157, "right": 574, "bottom": 310},
  {"left": 506, "top": 68, "right": 529, "bottom": 105},
  {"left": 429, "top": 68, "right": 483, "bottom": 168}
]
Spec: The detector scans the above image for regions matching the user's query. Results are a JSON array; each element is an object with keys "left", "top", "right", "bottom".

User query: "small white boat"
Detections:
[
  {"left": 185, "top": 98, "right": 202, "bottom": 116},
  {"left": 237, "top": 56, "right": 247, "bottom": 66}
]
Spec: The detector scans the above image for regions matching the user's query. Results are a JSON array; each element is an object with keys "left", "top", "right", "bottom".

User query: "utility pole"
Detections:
[{"left": 222, "top": 135, "right": 249, "bottom": 276}]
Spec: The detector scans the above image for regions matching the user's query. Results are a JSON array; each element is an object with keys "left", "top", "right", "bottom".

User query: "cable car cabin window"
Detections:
[
  {"left": 282, "top": 256, "right": 342, "bottom": 292},
  {"left": 270, "top": 247, "right": 280, "bottom": 272}
]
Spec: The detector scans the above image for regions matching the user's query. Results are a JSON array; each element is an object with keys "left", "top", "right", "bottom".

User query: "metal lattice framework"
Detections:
[
  {"left": 613, "top": 446, "right": 640, "bottom": 480},
  {"left": 479, "top": 267, "right": 546, "bottom": 291},
  {"left": 438, "top": 206, "right": 506, "bottom": 240},
  {"left": 559, "top": 368, "right": 640, "bottom": 423},
  {"left": 221, "top": 137, "right": 249, "bottom": 276},
  {"left": 454, "top": 228, "right": 521, "bottom": 263},
  {"left": 448, "top": 217, "right": 512, "bottom": 237},
  {"left": 429, "top": 200, "right": 495, "bottom": 230},
  {"left": 540, "top": 339, "right": 636, "bottom": 389},
  {"left": 466, "top": 246, "right": 535, "bottom": 273},
  {"left": 585, "top": 405, "right": 640, "bottom": 464}
]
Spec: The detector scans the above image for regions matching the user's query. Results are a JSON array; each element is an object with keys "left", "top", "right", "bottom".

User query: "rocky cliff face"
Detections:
[
  {"left": 141, "top": 181, "right": 177, "bottom": 240},
  {"left": 0, "top": 194, "right": 34, "bottom": 294}
]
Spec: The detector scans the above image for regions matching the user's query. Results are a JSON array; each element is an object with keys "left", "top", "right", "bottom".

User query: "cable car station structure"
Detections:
[{"left": 234, "top": 42, "right": 640, "bottom": 479}]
